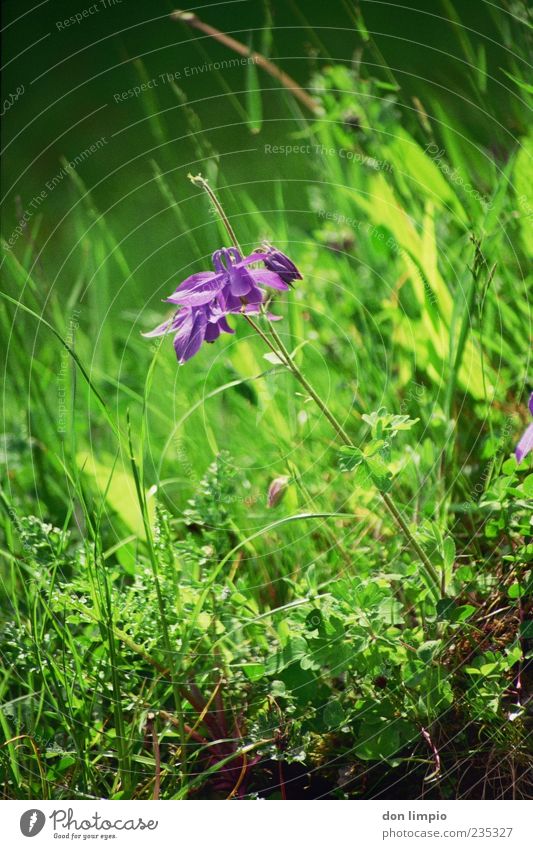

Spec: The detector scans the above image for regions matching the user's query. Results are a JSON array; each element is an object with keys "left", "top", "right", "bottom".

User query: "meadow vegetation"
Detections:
[{"left": 1, "top": 2, "right": 532, "bottom": 799}]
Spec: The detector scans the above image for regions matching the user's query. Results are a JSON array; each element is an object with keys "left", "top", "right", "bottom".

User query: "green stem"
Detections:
[
  {"left": 127, "top": 416, "right": 187, "bottom": 791},
  {"left": 190, "top": 175, "right": 441, "bottom": 599},
  {"left": 188, "top": 173, "right": 240, "bottom": 250},
  {"left": 268, "top": 319, "right": 353, "bottom": 446},
  {"left": 242, "top": 313, "right": 284, "bottom": 362},
  {"left": 381, "top": 492, "right": 441, "bottom": 592},
  {"left": 271, "top": 322, "right": 440, "bottom": 595}
]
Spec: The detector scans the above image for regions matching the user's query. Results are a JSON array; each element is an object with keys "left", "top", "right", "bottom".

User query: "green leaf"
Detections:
[
  {"left": 266, "top": 637, "right": 309, "bottom": 675},
  {"left": 55, "top": 755, "right": 76, "bottom": 772},
  {"left": 417, "top": 640, "right": 440, "bottom": 663},
  {"left": 305, "top": 609, "right": 324, "bottom": 631},
  {"left": 436, "top": 598, "right": 456, "bottom": 621},
  {"left": 443, "top": 536, "right": 456, "bottom": 569},
  {"left": 263, "top": 351, "right": 286, "bottom": 365},
  {"left": 436, "top": 598, "right": 475, "bottom": 622},
  {"left": 502, "top": 69, "right": 533, "bottom": 95},
  {"left": 323, "top": 701, "right": 345, "bottom": 729},
  {"left": 455, "top": 565, "right": 475, "bottom": 583},
  {"left": 351, "top": 461, "right": 374, "bottom": 490},
  {"left": 341, "top": 444, "right": 392, "bottom": 491},
  {"left": 76, "top": 451, "right": 154, "bottom": 539},
  {"left": 300, "top": 654, "right": 320, "bottom": 671},
  {"left": 243, "top": 663, "right": 266, "bottom": 682},
  {"left": 338, "top": 446, "right": 363, "bottom": 472},
  {"left": 521, "top": 475, "right": 533, "bottom": 498},
  {"left": 245, "top": 38, "right": 262, "bottom": 134},
  {"left": 453, "top": 604, "right": 476, "bottom": 622},
  {"left": 362, "top": 409, "right": 419, "bottom": 437},
  {"left": 502, "top": 457, "right": 517, "bottom": 475},
  {"left": 355, "top": 708, "right": 416, "bottom": 761},
  {"left": 377, "top": 598, "right": 404, "bottom": 625}
]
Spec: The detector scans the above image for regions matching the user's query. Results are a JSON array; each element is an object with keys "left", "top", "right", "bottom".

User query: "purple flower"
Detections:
[
  {"left": 515, "top": 393, "right": 533, "bottom": 464},
  {"left": 262, "top": 244, "right": 302, "bottom": 286},
  {"left": 166, "top": 247, "right": 289, "bottom": 310},
  {"left": 144, "top": 245, "right": 297, "bottom": 363},
  {"left": 142, "top": 303, "right": 233, "bottom": 363}
]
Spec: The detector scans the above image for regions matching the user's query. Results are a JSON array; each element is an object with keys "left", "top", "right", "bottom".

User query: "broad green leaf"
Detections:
[{"left": 76, "top": 451, "right": 154, "bottom": 538}]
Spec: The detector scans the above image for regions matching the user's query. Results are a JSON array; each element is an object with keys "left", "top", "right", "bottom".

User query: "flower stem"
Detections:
[
  {"left": 381, "top": 492, "right": 441, "bottom": 592},
  {"left": 242, "top": 313, "right": 288, "bottom": 362},
  {"left": 188, "top": 173, "right": 240, "bottom": 251},
  {"left": 267, "top": 319, "right": 353, "bottom": 446},
  {"left": 189, "top": 176, "right": 441, "bottom": 599},
  {"left": 267, "top": 322, "right": 440, "bottom": 594}
]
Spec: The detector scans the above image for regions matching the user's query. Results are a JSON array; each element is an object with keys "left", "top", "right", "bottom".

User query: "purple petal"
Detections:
[
  {"left": 171, "top": 310, "right": 193, "bottom": 347},
  {"left": 262, "top": 247, "right": 302, "bottom": 285},
  {"left": 226, "top": 246, "right": 242, "bottom": 264},
  {"left": 236, "top": 251, "right": 270, "bottom": 266},
  {"left": 173, "top": 309, "right": 208, "bottom": 363},
  {"left": 204, "top": 321, "right": 222, "bottom": 343},
  {"left": 212, "top": 247, "right": 244, "bottom": 274},
  {"left": 529, "top": 393, "right": 533, "bottom": 416},
  {"left": 244, "top": 282, "right": 264, "bottom": 304},
  {"left": 212, "top": 249, "right": 229, "bottom": 273},
  {"left": 516, "top": 422, "right": 533, "bottom": 464},
  {"left": 204, "top": 316, "right": 235, "bottom": 342},
  {"left": 267, "top": 476, "right": 289, "bottom": 508},
  {"left": 142, "top": 315, "right": 177, "bottom": 338},
  {"left": 229, "top": 266, "right": 256, "bottom": 297},
  {"left": 219, "top": 287, "right": 244, "bottom": 312},
  {"left": 167, "top": 272, "right": 223, "bottom": 307},
  {"left": 250, "top": 270, "right": 290, "bottom": 291},
  {"left": 217, "top": 316, "right": 234, "bottom": 334}
]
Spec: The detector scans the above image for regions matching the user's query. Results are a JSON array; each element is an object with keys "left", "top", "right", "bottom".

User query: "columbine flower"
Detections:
[
  {"left": 165, "top": 247, "right": 289, "bottom": 309},
  {"left": 144, "top": 246, "right": 298, "bottom": 363},
  {"left": 515, "top": 393, "right": 533, "bottom": 464}
]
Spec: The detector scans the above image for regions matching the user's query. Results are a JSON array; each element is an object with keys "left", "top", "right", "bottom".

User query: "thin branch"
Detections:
[{"left": 171, "top": 9, "right": 319, "bottom": 115}]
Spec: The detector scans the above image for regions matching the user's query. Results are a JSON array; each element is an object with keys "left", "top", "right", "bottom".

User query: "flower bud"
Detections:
[{"left": 267, "top": 475, "right": 290, "bottom": 508}]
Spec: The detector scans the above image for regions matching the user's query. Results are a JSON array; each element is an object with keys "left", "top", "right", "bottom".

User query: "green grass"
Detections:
[{"left": 1, "top": 2, "right": 532, "bottom": 800}]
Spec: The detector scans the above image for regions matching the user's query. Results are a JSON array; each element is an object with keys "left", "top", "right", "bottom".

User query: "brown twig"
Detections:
[
  {"left": 226, "top": 749, "right": 248, "bottom": 799},
  {"left": 171, "top": 9, "right": 319, "bottom": 115}
]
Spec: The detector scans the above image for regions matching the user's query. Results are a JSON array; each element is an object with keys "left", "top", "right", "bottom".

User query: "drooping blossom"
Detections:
[
  {"left": 261, "top": 244, "right": 303, "bottom": 286},
  {"left": 144, "top": 246, "right": 300, "bottom": 363},
  {"left": 515, "top": 393, "right": 533, "bottom": 464},
  {"left": 143, "top": 302, "right": 234, "bottom": 364}
]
